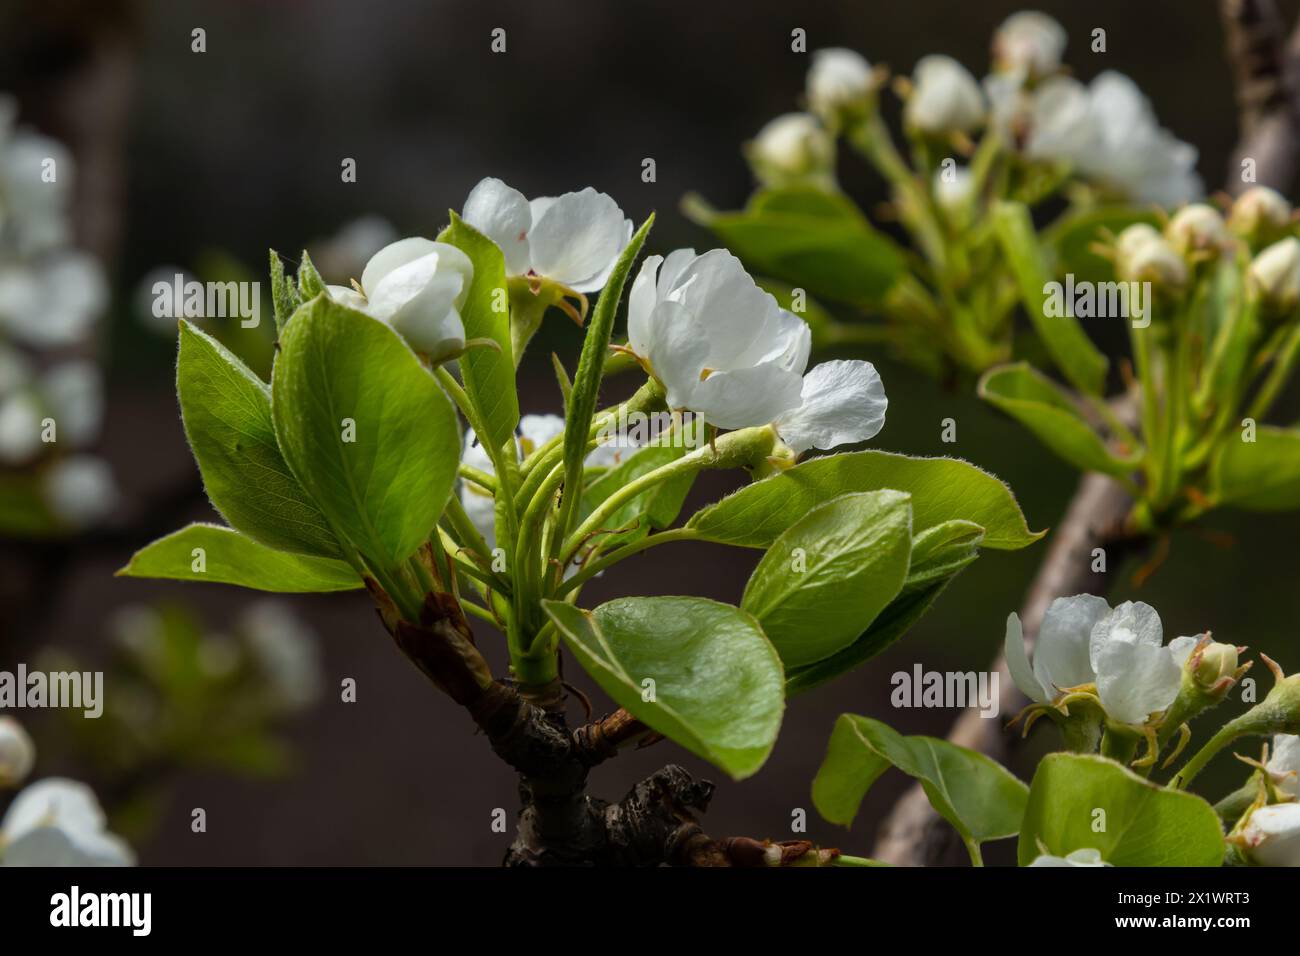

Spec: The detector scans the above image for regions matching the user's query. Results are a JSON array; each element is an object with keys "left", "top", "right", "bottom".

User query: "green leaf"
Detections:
[
  {"left": 786, "top": 581, "right": 952, "bottom": 695},
  {"left": 1018, "top": 753, "right": 1225, "bottom": 866},
  {"left": 813, "top": 714, "right": 1028, "bottom": 847},
  {"left": 118, "top": 523, "right": 362, "bottom": 592},
  {"left": 177, "top": 320, "right": 341, "bottom": 558},
  {"left": 1210, "top": 425, "right": 1300, "bottom": 510},
  {"left": 271, "top": 295, "right": 460, "bottom": 568},
  {"left": 741, "top": 491, "right": 912, "bottom": 670},
  {"left": 268, "top": 250, "right": 301, "bottom": 334},
  {"left": 1045, "top": 206, "right": 1160, "bottom": 284},
  {"left": 902, "top": 519, "right": 983, "bottom": 595},
  {"left": 979, "top": 362, "right": 1140, "bottom": 477},
  {"left": 687, "top": 450, "right": 1041, "bottom": 550},
  {"left": 438, "top": 212, "right": 519, "bottom": 449},
  {"left": 692, "top": 187, "right": 905, "bottom": 306},
  {"left": 296, "top": 249, "right": 325, "bottom": 299},
  {"left": 993, "top": 200, "right": 1108, "bottom": 395},
  {"left": 579, "top": 443, "right": 694, "bottom": 549},
  {"left": 543, "top": 596, "right": 784, "bottom": 779}
]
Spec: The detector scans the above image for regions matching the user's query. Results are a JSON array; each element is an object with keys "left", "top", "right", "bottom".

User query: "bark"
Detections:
[{"left": 1220, "top": 0, "right": 1300, "bottom": 194}]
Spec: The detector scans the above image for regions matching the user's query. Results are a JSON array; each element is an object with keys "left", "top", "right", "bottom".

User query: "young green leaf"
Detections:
[
  {"left": 578, "top": 443, "right": 695, "bottom": 550},
  {"left": 813, "top": 714, "right": 1028, "bottom": 849},
  {"left": 688, "top": 187, "right": 905, "bottom": 306},
  {"left": 1018, "top": 753, "right": 1226, "bottom": 866},
  {"left": 177, "top": 320, "right": 341, "bottom": 558},
  {"left": 542, "top": 596, "right": 784, "bottom": 780},
  {"left": 687, "top": 449, "right": 1041, "bottom": 550},
  {"left": 296, "top": 249, "right": 325, "bottom": 298},
  {"left": 271, "top": 295, "right": 459, "bottom": 568},
  {"left": 438, "top": 212, "right": 519, "bottom": 449},
  {"left": 979, "top": 363, "right": 1141, "bottom": 477},
  {"left": 118, "top": 523, "right": 362, "bottom": 592},
  {"left": 993, "top": 200, "right": 1108, "bottom": 395},
  {"left": 1210, "top": 425, "right": 1300, "bottom": 510},
  {"left": 741, "top": 491, "right": 912, "bottom": 669},
  {"left": 268, "top": 249, "right": 301, "bottom": 334},
  {"left": 901, "top": 519, "right": 983, "bottom": 595}
]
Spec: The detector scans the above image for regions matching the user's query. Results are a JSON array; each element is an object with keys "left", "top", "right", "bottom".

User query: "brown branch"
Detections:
[{"left": 1221, "top": 0, "right": 1300, "bottom": 193}]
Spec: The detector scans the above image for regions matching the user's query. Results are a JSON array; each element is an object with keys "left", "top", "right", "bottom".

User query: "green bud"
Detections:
[{"left": 1193, "top": 640, "right": 1241, "bottom": 689}]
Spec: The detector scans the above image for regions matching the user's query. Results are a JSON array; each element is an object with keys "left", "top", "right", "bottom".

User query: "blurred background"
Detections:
[{"left": 1, "top": 0, "right": 1298, "bottom": 865}]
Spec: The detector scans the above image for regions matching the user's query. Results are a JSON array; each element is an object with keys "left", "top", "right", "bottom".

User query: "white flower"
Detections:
[
  {"left": 1005, "top": 594, "right": 1111, "bottom": 704},
  {"left": 462, "top": 177, "right": 632, "bottom": 294},
  {"left": 1115, "top": 224, "right": 1188, "bottom": 291},
  {"left": 0, "top": 253, "right": 107, "bottom": 348},
  {"left": 1084, "top": 73, "right": 1201, "bottom": 206},
  {"left": 1022, "top": 77, "right": 1095, "bottom": 162},
  {"left": 1028, "top": 847, "right": 1110, "bottom": 867},
  {"left": 747, "top": 113, "right": 835, "bottom": 186},
  {"left": 1089, "top": 601, "right": 1189, "bottom": 725},
  {"left": 1236, "top": 802, "right": 1300, "bottom": 867},
  {"left": 41, "top": 360, "right": 102, "bottom": 447},
  {"left": 626, "top": 248, "right": 886, "bottom": 449},
  {"left": 0, "top": 389, "right": 42, "bottom": 465},
  {"left": 932, "top": 165, "right": 975, "bottom": 218},
  {"left": 806, "top": 48, "right": 875, "bottom": 120},
  {"left": 0, "top": 717, "right": 34, "bottom": 789},
  {"left": 0, "top": 96, "right": 75, "bottom": 257},
  {"left": 1268, "top": 734, "right": 1300, "bottom": 798},
  {"left": 43, "top": 454, "right": 117, "bottom": 527},
  {"left": 905, "top": 55, "right": 986, "bottom": 135},
  {"left": 991, "top": 12, "right": 1067, "bottom": 80},
  {"left": 1, "top": 778, "right": 134, "bottom": 866},
  {"left": 1165, "top": 203, "right": 1231, "bottom": 258},
  {"left": 1248, "top": 236, "right": 1300, "bottom": 310},
  {"left": 326, "top": 237, "right": 473, "bottom": 362},
  {"left": 240, "top": 600, "right": 323, "bottom": 711},
  {"left": 1229, "top": 186, "right": 1292, "bottom": 243}
]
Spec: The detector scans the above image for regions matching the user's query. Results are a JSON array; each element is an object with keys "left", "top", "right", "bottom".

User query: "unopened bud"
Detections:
[
  {"left": 806, "top": 48, "right": 877, "bottom": 125},
  {"left": 746, "top": 113, "right": 834, "bottom": 188},
  {"left": 991, "top": 11, "right": 1067, "bottom": 81},
  {"left": 0, "top": 717, "right": 35, "bottom": 789},
  {"left": 1115, "top": 224, "right": 1188, "bottom": 291},
  {"left": 1229, "top": 186, "right": 1292, "bottom": 248},
  {"left": 1193, "top": 640, "right": 1240, "bottom": 688},
  {"left": 1233, "top": 802, "right": 1300, "bottom": 867},
  {"left": 904, "top": 55, "right": 986, "bottom": 135},
  {"left": 1165, "top": 204, "right": 1230, "bottom": 259},
  {"left": 1248, "top": 236, "right": 1300, "bottom": 312}
]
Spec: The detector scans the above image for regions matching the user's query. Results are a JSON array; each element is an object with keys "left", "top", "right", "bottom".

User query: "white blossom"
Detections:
[
  {"left": 1268, "top": 734, "right": 1300, "bottom": 798},
  {"left": 1089, "top": 601, "right": 1189, "bottom": 725},
  {"left": 905, "top": 55, "right": 986, "bottom": 135},
  {"left": 1236, "top": 803, "right": 1300, "bottom": 867},
  {"left": 1229, "top": 186, "right": 1292, "bottom": 243},
  {"left": 991, "top": 11, "right": 1067, "bottom": 80},
  {"left": 747, "top": 113, "right": 834, "bottom": 184},
  {"left": 1248, "top": 236, "right": 1300, "bottom": 309},
  {"left": 462, "top": 177, "right": 632, "bottom": 294},
  {"left": 1, "top": 778, "right": 133, "bottom": 867},
  {"left": 0, "top": 253, "right": 107, "bottom": 348},
  {"left": 1166, "top": 203, "right": 1231, "bottom": 258},
  {"left": 1028, "top": 847, "right": 1110, "bottom": 867},
  {"left": 1005, "top": 594, "right": 1110, "bottom": 704},
  {"left": 806, "top": 48, "right": 875, "bottom": 120},
  {"left": 43, "top": 454, "right": 117, "bottom": 527}
]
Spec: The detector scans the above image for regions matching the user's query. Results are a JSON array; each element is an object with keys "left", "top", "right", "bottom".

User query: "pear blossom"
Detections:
[
  {"left": 43, "top": 454, "right": 117, "bottom": 527},
  {"left": 325, "top": 237, "right": 473, "bottom": 362},
  {"left": 1165, "top": 204, "right": 1231, "bottom": 258},
  {"left": 462, "top": 177, "right": 632, "bottom": 294},
  {"left": 41, "top": 360, "right": 103, "bottom": 447},
  {"left": 932, "top": 165, "right": 975, "bottom": 218},
  {"left": 1115, "top": 223, "right": 1188, "bottom": 291},
  {"left": 0, "top": 95, "right": 75, "bottom": 256},
  {"left": 1229, "top": 186, "right": 1292, "bottom": 245},
  {"left": 1236, "top": 802, "right": 1300, "bottom": 867},
  {"left": 991, "top": 12, "right": 1067, "bottom": 81},
  {"left": 1248, "top": 236, "right": 1300, "bottom": 310},
  {"left": 1089, "top": 601, "right": 1191, "bottom": 725},
  {"left": 1005, "top": 594, "right": 1110, "bottom": 704},
  {"left": 1268, "top": 734, "right": 1300, "bottom": 797},
  {"left": 747, "top": 113, "right": 835, "bottom": 186},
  {"left": 0, "top": 717, "right": 34, "bottom": 788},
  {"left": 625, "top": 248, "right": 886, "bottom": 450},
  {"left": 1, "top": 777, "right": 133, "bottom": 866},
  {"left": 1027, "top": 847, "right": 1110, "bottom": 867},
  {"left": 240, "top": 600, "right": 323, "bottom": 711},
  {"left": 0, "top": 253, "right": 107, "bottom": 348},
  {"left": 905, "top": 55, "right": 985, "bottom": 135},
  {"left": 806, "top": 48, "right": 876, "bottom": 122}
]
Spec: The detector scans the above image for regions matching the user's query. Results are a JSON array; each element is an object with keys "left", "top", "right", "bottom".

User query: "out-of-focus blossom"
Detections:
[{"left": 1, "top": 777, "right": 134, "bottom": 867}]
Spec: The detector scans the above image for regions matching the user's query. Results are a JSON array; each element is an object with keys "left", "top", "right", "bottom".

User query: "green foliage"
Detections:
[{"left": 1210, "top": 425, "right": 1300, "bottom": 509}]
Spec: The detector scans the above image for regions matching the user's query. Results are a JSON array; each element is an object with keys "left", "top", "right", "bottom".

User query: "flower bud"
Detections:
[
  {"left": 1229, "top": 186, "right": 1292, "bottom": 247},
  {"left": 1115, "top": 224, "right": 1188, "bottom": 291},
  {"left": 1191, "top": 639, "right": 1240, "bottom": 687},
  {"left": 991, "top": 11, "right": 1067, "bottom": 81},
  {"left": 746, "top": 113, "right": 834, "bottom": 187},
  {"left": 0, "top": 717, "right": 35, "bottom": 789},
  {"left": 1234, "top": 802, "right": 1300, "bottom": 867},
  {"left": 806, "top": 48, "right": 876, "bottom": 125},
  {"left": 1248, "top": 236, "right": 1300, "bottom": 312},
  {"left": 1165, "top": 204, "right": 1231, "bottom": 259},
  {"left": 904, "top": 55, "right": 986, "bottom": 135},
  {"left": 932, "top": 165, "right": 975, "bottom": 220}
]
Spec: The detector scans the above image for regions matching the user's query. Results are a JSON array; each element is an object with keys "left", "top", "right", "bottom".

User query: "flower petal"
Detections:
[
  {"left": 1004, "top": 611, "right": 1048, "bottom": 703},
  {"left": 360, "top": 237, "right": 441, "bottom": 297},
  {"left": 1033, "top": 594, "right": 1109, "bottom": 695},
  {"left": 774, "top": 359, "right": 886, "bottom": 454},
  {"left": 690, "top": 364, "right": 806, "bottom": 431},
  {"left": 1095, "top": 639, "right": 1181, "bottom": 725},
  {"left": 1089, "top": 600, "right": 1162, "bottom": 673},
  {"left": 1268, "top": 734, "right": 1300, "bottom": 798},
  {"left": 626, "top": 254, "right": 663, "bottom": 357},
  {"left": 645, "top": 299, "right": 709, "bottom": 412},
  {"left": 527, "top": 187, "right": 631, "bottom": 292},
  {"left": 462, "top": 177, "right": 532, "bottom": 276}
]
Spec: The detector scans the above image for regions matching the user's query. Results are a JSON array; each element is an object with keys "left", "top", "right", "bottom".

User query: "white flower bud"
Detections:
[
  {"left": 1236, "top": 802, "right": 1300, "bottom": 867},
  {"left": 1115, "top": 226, "right": 1188, "bottom": 291},
  {"left": 932, "top": 165, "right": 974, "bottom": 218},
  {"left": 0, "top": 390, "right": 42, "bottom": 465},
  {"left": 806, "top": 48, "right": 875, "bottom": 122},
  {"left": 992, "top": 11, "right": 1067, "bottom": 80},
  {"left": 1248, "top": 236, "right": 1300, "bottom": 310},
  {"left": 905, "top": 55, "right": 986, "bottom": 135},
  {"left": 0, "top": 718, "right": 35, "bottom": 789},
  {"left": 1229, "top": 186, "right": 1292, "bottom": 245},
  {"left": 747, "top": 112, "right": 834, "bottom": 183},
  {"left": 1165, "top": 203, "right": 1231, "bottom": 258},
  {"left": 1268, "top": 734, "right": 1300, "bottom": 798}
]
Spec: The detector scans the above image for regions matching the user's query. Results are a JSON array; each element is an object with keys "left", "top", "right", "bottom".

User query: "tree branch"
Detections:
[{"left": 1221, "top": 0, "right": 1300, "bottom": 194}]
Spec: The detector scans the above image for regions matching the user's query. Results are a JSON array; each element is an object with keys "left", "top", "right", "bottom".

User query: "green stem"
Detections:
[
  {"left": 832, "top": 854, "right": 891, "bottom": 867},
  {"left": 963, "top": 837, "right": 985, "bottom": 867},
  {"left": 552, "top": 527, "right": 702, "bottom": 599},
  {"left": 1173, "top": 720, "right": 1246, "bottom": 790},
  {"left": 1247, "top": 318, "right": 1300, "bottom": 421}
]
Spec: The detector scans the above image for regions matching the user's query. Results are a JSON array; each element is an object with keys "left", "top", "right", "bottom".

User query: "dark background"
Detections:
[{"left": 2, "top": 0, "right": 1298, "bottom": 865}]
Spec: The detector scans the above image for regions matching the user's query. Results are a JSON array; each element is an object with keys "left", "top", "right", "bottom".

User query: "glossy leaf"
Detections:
[
  {"left": 439, "top": 212, "right": 519, "bottom": 449},
  {"left": 271, "top": 295, "right": 460, "bottom": 567},
  {"left": 118, "top": 523, "right": 362, "bottom": 592},
  {"left": 1210, "top": 425, "right": 1300, "bottom": 510},
  {"left": 741, "top": 491, "right": 912, "bottom": 669},
  {"left": 687, "top": 450, "right": 1041, "bottom": 550},
  {"left": 979, "top": 362, "right": 1140, "bottom": 477},
  {"left": 1018, "top": 753, "right": 1226, "bottom": 866},
  {"left": 994, "top": 201, "right": 1108, "bottom": 395},
  {"left": 813, "top": 714, "right": 1028, "bottom": 846},
  {"left": 901, "top": 519, "right": 983, "bottom": 595},
  {"left": 543, "top": 596, "right": 783, "bottom": 780},
  {"left": 177, "top": 320, "right": 340, "bottom": 558},
  {"left": 579, "top": 443, "right": 694, "bottom": 550}
]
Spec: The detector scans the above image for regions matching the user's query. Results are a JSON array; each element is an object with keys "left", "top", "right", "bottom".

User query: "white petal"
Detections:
[
  {"left": 462, "top": 177, "right": 532, "bottom": 276},
  {"left": 367, "top": 245, "right": 472, "bottom": 361},
  {"left": 626, "top": 254, "right": 663, "bottom": 357},
  {"left": 1168, "top": 635, "right": 1199, "bottom": 668},
  {"left": 645, "top": 300, "right": 710, "bottom": 412},
  {"left": 3, "top": 778, "right": 106, "bottom": 842},
  {"left": 774, "top": 360, "right": 886, "bottom": 453},
  {"left": 326, "top": 284, "right": 369, "bottom": 311},
  {"left": 658, "top": 247, "right": 697, "bottom": 295},
  {"left": 670, "top": 249, "right": 786, "bottom": 369},
  {"left": 2, "top": 825, "right": 134, "bottom": 866},
  {"left": 1089, "top": 600, "right": 1162, "bottom": 672},
  {"left": 360, "top": 237, "right": 441, "bottom": 295},
  {"left": 1028, "top": 847, "right": 1109, "bottom": 867},
  {"left": 1239, "top": 803, "right": 1300, "bottom": 867},
  {"left": 527, "top": 187, "right": 631, "bottom": 292},
  {"left": 1004, "top": 612, "right": 1048, "bottom": 703},
  {"left": 0, "top": 717, "right": 35, "bottom": 787},
  {"left": 517, "top": 414, "right": 565, "bottom": 458},
  {"left": 1268, "top": 734, "right": 1300, "bottom": 798},
  {"left": 1033, "top": 594, "right": 1109, "bottom": 695},
  {"left": 1095, "top": 640, "right": 1181, "bottom": 725},
  {"left": 690, "top": 364, "right": 806, "bottom": 431}
]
